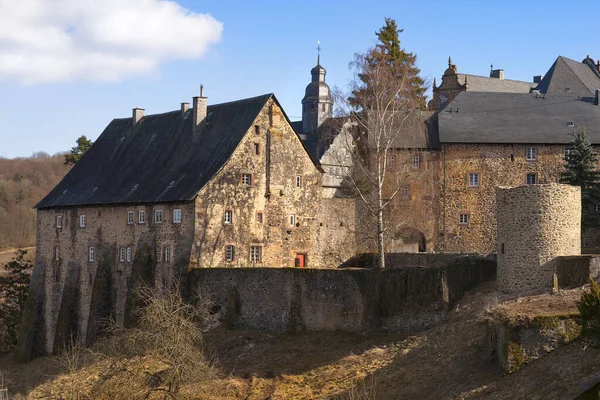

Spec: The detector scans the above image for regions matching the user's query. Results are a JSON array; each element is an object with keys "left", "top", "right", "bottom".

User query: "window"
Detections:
[
  {"left": 565, "top": 147, "right": 575, "bottom": 159},
  {"left": 459, "top": 214, "right": 470, "bottom": 225},
  {"left": 127, "top": 211, "right": 134, "bottom": 224},
  {"left": 55, "top": 246, "right": 60, "bottom": 261},
  {"left": 296, "top": 176, "right": 302, "bottom": 188},
  {"left": 526, "top": 147, "right": 537, "bottom": 161},
  {"left": 400, "top": 185, "right": 410, "bottom": 199},
  {"left": 254, "top": 143, "right": 260, "bottom": 155},
  {"left": 250, "top": 246, "right": 262, "bottom": 263},
  {"left": 256, "top": 212, "right": 263, "bottom": 224},
  {"left": 138, "top": 210, "right": 145, "bottom": 224},
  {"left": 154, "top": 209, "right": 163, "bottom": 224},
  {"left": 56, "top": 215, "right": 62, "bottom": 228},
  {"left": 595, "top": 204, "right": 600, "bottom": 212},
  {"left": 79, "top": 214, "right": 86, "bottom": 228},
  {"left": 388, "top": 155, "right": 397, "bottom": 170},
  {"left": 126, "top": 246, "right": 132, "bottom": 262},
  {"left": 173, "top": 208, "right": 182, "bottom": 224},
  {"left": 88, "top": 247, "right": 94, "bottom": 262},
  {"left": 526, "top": 173, "right": 537, "bottom": 185},
  {"left": 241, "top": 173, "right": 252, "bottom": 186},
  {"left": 120, "top": 247, "right": 125, "bottom": 262},
  {"left": 290, "top": 214, "right": 296, "bottom": 227},
  {"left": 412, "top": 155, "right": 420, "bottom": 169},
  {"left": 224, "top": 210, "right": 232, "bottom": 224},
  {"left": 468, "top": 173, "right": 480, "bottom": 187},
  {"left": 225, "top": 245, "right": 234, "bottom": 262},
  {"left": 163, "top": 247, "right": 170, "bottom": 263},
  {"left": 254, "top": 125, "right": 260, "bottom": 135},
  {"left": 322, "top": 103, "right": 326, "bottom": 112},
  {"left": 565, "top": 87, "right": 571, "bottom": 93},
  {"left": 567, "top": 121, "right": 575, "bottom": 128},
  {"left": 440, "top": 93, "right": 448, "bottom": 105}
]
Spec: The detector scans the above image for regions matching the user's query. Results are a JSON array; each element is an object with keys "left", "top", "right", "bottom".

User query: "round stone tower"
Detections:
[{"left": 496, "top": 184, "right": 581, "bottom": 293}]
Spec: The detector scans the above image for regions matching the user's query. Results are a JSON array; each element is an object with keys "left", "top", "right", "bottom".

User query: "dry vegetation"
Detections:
[
  {"left": 0, "top": 154, "right": 69, "bottom": 249},
  {"left": 0, "top": 281, "right": 598, "bottom": 399}
]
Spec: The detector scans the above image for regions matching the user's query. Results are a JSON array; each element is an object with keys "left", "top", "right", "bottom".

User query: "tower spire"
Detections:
[{"left": 317, "top": 40, "right": 321, "bottom": 65}]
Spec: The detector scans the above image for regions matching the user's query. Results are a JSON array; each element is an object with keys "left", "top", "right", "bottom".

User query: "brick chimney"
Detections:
[
  {"left": 132, "top": 108, "right": 144, "bottom": 126},
  {"left": 181, "top": 102, "right": 189, "bottom": 116},
  {"left": 490, "top": 69, "right": 504, "bottom": 80},
  {"left": 193, "top": 85, "right": 207, "bottom": 134}
]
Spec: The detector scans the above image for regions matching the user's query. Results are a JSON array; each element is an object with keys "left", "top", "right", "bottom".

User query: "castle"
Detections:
[{"left": 25, "top": 52, "right": 600, "bottom": 355}]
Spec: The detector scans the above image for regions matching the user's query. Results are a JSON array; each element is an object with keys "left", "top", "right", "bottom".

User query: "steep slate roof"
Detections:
[
  {"left": 438, "top": 92, "right": 600, "bottom": 144},
  {"left": 535, "top": 56, "right": 600, "bottom": 96},
  {"left": 457, "top": 74, "right": 534, "bottom": 93},
  {"left": 36, "top": 94, "right": 277, "bottom": 209}
]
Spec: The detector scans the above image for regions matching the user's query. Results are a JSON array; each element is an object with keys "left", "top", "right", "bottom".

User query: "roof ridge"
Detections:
[{"left": 459, "top": 73, "right": 533, "bottom": 85}]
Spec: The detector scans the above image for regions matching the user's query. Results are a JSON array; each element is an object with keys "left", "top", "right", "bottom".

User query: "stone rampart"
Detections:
[{"left": 496, "top": 184, "right": 581, "bottom": 293}]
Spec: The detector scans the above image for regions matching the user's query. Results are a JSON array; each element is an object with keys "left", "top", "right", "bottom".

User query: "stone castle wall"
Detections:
[{"left": 496, "top": 184, "right": 581, "bottom": 293}]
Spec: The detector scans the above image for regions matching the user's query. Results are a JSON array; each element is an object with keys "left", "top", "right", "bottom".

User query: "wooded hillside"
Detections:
[{"left": 0, "top": 153, "right": 69, "bottom": 249}]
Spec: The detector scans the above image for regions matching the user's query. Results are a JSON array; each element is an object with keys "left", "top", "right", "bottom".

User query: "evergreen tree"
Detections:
[
  {"left": 0, "top": 249, "right": 32, "bottom": 349},
  {"left": 561, "top": 127, "right": 600, "bottom": 226},
  {"left": 64, "top": 135, "right": 93, "bottom": 165},
  {"left": 349, "top": 18, "right": 427, "bottom": 110}
]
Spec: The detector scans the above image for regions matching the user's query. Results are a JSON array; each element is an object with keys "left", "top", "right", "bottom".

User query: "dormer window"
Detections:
[
  {"left": 567, "top": 121, "right": 575, "bottom": 128},
  {"left": 565, "top": 87, "right": 571, "bottom": 93}
]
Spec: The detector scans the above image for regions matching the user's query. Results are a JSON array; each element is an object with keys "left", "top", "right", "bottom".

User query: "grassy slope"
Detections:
[{"left": 1, "top": 281, "right": 599, "bottom": 399}]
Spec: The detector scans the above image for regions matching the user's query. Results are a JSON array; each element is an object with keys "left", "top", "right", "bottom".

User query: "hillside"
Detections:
[
  {"left": 1, "top": 281, "right": 599, "bottom": 399},
  {"left": 0, "top": 154, "right": 69, "bottom": 249}
]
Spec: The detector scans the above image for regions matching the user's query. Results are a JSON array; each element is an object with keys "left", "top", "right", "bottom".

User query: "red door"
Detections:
[{"left": 295, "top": 254, "right": 306, "bottom": 268}]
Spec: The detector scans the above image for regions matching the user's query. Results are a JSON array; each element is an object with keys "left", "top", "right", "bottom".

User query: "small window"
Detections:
[
  {"left": 254, "top": 143, "right": 260, "bottom": 155},
  {"left": 412, "top": 155, "right": 420, "bottom": 169},
  {"left": 565, "top": 87, "right": 571, "bottom": 93},
  {"left": 254, "top": 125, "right": 260, "bottom": 135},
  {"left": 290, "top": 214, "right": 295, "bottom": 227},
  {"left": 138, "top": 210, "right": 145, "bottom": 224},
  {"left": 241, "top": 174, "right": 252, "bottom": 186},
  {"left": 400, "top": 185, "right": 410, "bottom": 199},
  {"left": 173, "top": 208, "right": 182, "bottom": 224},
  {"left": 163, "top": 247, "right": 170, "bottom": 263},
  {"left": 55, "top": 246, "right": 60, "bottom": 261},
  {"left": 256, "top": 212, "right": 264, "bottom": 224},
  {"left": 322, "top": 103, "right": 326, "bottom": 112},
  {"left": 388, "top": 155, "right": 396, "bottom": 170},
  {"left": 126, "top": 246, "right": 132, "bottom": 262},
  {"left": 250, "top": 246, "right": 262, "bottom": 263},
  {"left": 526, "top": 173, "right": 537, "bottom": 185},
  {"left": 565, "top": 147, "right": 575, "bottom": 160},
  {"left": 56, "top": 215, "right": 62, "bottom": 228},
  {"left": 127, "top": 211, "right": 134, "bottom": 225},
  {"left": 225, "top": 245, "right": 234, "bottom": 262},
  {"left": 224, "top": 210, "right": 233, "bottom": 224},
  {"left": 567, "top": 121, "right": 575, "bottom": 128},
  {"left": 79, "top": 214, "right": 86, "bottom": 228},
  {"left": 120, "top": 247, "right": 125, "bottom": 263},
  {"left": 295, "top": 176, "right": 302, "bottom": 188},
  {"left": 154, "top": 209, "right": 163, "bottom": 224},
  {"left": 88, "top": 246, "right": 94, "bottom": 262},
  {"left": 526, "top": 147, "right": 537, "bottom": 161},
  {"left": 459, "top": 214, "right": 470, "bottom": 225},
  {"left": 468, "top": 173, "right": 480, "bottom": 187}
]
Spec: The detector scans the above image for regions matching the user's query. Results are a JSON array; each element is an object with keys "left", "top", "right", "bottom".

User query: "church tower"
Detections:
[{"left": 301, "top": 44, "right": 333, "bottom": 135}]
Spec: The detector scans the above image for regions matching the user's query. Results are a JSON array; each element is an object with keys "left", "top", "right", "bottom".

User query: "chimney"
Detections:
[
  {"left": 193, "top": 84, "right": 207, "bottom": 133},
  {"left": 490, "top": 69, "right": 504, "bottom": 80},
  {"left": 181, "top": 102, "right": 189, "bottom": 116},
  {"left": 595, "top": 89, "right": 599, "bottom": 106},
  {"left": 533, "top": 75, "right": 544, "bottom": 84},
  {"left": 132, "top": 108, "right": 144, "bottom": 126}
]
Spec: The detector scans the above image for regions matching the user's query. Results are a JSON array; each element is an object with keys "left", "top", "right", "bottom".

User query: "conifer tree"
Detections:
[
  {"left": 561, "top": 127, "right": 600, "bottom": 226},
  {"left": 0, "top": 249, "right": 32, "bottom": 348},
  {"left": 64, "top": 135, "right": 93, "bottom": 165}
]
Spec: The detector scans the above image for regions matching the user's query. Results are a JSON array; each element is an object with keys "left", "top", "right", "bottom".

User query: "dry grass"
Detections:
[{"left": 0, "top": 281, "right": 598, "bottom": 399}]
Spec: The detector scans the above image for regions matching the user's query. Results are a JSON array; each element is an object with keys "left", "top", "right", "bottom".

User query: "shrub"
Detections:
[{"left": 577, "top": 279, "right": 600, "bottom": 340}]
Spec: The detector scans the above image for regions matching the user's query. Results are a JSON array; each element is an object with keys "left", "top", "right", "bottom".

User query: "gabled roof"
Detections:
[
  {"left": 457, "top": 74, "right": 534, "bottom": 93},
  {"left": 438, "top": 92, "right": 600, "bottom": 144},
  {"left": 36, "top": 94, "right": 276, "bottom": 209},
  {"left": 535, "top": 56, "right": 600, "bottom": 96}
]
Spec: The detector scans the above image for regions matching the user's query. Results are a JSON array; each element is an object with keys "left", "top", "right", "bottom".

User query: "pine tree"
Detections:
[
  {"left": 349, "top": 18, "right": 427, "bottom": 110},
  {"left": 0, "top": 249, "right": 32, "bottom": 349},
  {"left": 561, "top": 127, "right": 600, "bottom": 226},
  {"left": 64, "top": 135, "right": 93, "bottom": 166}
]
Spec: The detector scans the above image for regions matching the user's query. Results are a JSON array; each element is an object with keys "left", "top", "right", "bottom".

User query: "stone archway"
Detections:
[{"left": 390, "top": 227, "right": 426, "bottom": 253}]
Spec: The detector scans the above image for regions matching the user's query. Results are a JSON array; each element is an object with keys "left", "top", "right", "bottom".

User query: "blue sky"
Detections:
[{"left": 0, "top": 0, "right": 598, "bottom": 158}]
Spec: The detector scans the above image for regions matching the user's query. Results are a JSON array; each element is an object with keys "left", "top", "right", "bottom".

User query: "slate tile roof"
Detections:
[
  {"left": 36, "top": 94, "right": 276, "bottom": 209},
  {"left": 438, "top": 92, "right": 600, "bottom": 144},
  {"left": 535, "top": 56, "right": 600, "bottom": 96},
  {"left": 457, "top": 74, "right": 534, "bottom": 93}
]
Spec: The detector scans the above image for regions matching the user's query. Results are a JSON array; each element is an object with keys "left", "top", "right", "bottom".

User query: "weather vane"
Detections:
[{"left": 317, "top": 40, "right": 321, "bottom": 64}]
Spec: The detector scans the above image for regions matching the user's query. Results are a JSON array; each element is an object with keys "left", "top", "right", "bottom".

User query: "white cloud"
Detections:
[{"left": 0, "top": 0, "right": 223, "bottom": 84}]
